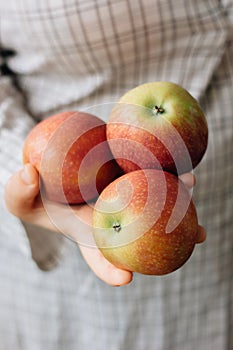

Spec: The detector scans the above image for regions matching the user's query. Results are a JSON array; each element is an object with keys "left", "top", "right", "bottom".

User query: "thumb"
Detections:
[{"left": 4, "top": 163, "right": 40, "bottom": 218}]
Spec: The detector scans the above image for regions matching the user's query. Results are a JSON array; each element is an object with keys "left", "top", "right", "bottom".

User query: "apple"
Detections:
[
  {"left": 93, "top": 169, "right": 198, "bottom": 275},
  {"left": 107, "top": 81, "right": 208, "bottom": 175},
  {"left": 23, "top": 111, "right": 121, "bottom": 204}
]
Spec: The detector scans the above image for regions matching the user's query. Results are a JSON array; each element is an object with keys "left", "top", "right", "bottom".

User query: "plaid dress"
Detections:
[{"left": 0, "top": 0, "right": 232, "bottom": 349}]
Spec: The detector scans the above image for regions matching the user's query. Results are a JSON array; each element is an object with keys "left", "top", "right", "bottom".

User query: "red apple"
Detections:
[
  {"left": 93, "top": 169, "right": 198, "bottom": 275},
  {"left": 23, "top": 111, "right": 121, "bottom": 204},
  {"left": 107, "top": 81, "right": 208, "bottom": 175}
]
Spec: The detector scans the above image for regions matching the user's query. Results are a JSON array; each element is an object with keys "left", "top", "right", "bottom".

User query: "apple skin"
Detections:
[
  {"left": 23, "top": 111, "right": 121, "bottom": 204},
  {"left": 107, "top": 81, "right": 208, "bottom": 175},
  {"left": 93, "top": 169, "right": 198, "bottom": 275}
]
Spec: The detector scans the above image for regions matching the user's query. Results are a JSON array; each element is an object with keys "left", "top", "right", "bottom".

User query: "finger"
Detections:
[
  {"left": 196, "top": 225, "right": 207, "bottom": 243},
  {"left": 179, "top": 173, "right": 196, "bottom": 189},
  {"left": 4, "top": 163, "right": 40, "bottom": 218},
  {"left": 78, "top": 244, "right": 133, "bottom": 286}
]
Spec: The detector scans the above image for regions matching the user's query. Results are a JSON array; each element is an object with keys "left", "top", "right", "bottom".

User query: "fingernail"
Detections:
[{"left": 20, "top": 164, "right": 34, "bottom": 185}]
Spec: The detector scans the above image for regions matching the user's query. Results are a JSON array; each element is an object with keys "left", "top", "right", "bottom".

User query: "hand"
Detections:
[
  {"left": 4, "top": 164, "right": 206, "bottom": 286},
  {"left": 4, "top": 163, "right": 133, "bottom": 286}
]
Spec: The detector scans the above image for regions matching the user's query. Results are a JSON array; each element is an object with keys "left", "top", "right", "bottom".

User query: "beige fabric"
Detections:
[{"left": 0, "top": 1, "right": 232, "bottom": 349}]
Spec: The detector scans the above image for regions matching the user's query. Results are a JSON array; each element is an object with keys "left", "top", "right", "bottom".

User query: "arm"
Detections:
[
  {"left": 1, "top": 50, "right": 205, "bottom": 286},
  {"left": 0, "top": 48, "right": 66, "bottom": 270},
  {"left": 0, "top": 47, "right": 133, "bottom": 285}
]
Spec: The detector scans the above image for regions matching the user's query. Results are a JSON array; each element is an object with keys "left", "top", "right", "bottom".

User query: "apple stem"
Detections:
[
  {"left": 153, "top": 106, "right": 164, "bottom": 114},
  {"left": 113, "top": 222, "right": 121, "bottom": 232}
]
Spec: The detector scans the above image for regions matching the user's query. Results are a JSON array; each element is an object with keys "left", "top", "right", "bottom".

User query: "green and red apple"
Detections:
[
  {"left": 107, "top": 81, "right": 208, "bottom": 174},
  {"left": 23, "top": 111, "right": 120, "bottom": 204},
  {"left": 93, "top": 169, "right": 198, "bottom": 275}
]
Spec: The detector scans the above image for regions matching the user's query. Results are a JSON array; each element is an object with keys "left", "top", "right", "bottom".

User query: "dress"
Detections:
[{"left": 0, "top": 0, "right": 232, "bottom": 349}]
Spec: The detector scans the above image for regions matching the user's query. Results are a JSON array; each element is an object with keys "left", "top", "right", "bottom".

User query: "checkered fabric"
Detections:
[{"left": 0, "top": 0, "right": 232, "bottom": 349}]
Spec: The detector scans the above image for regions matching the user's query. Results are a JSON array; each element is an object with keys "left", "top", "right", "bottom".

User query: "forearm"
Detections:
[{"left": 0, "top": 72, "right": 65, "bottom": 270}]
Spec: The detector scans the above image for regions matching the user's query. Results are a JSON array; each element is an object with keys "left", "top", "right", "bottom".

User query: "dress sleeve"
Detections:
[{"left": 0, "top": 48, "right": 66, "bottom": 271}]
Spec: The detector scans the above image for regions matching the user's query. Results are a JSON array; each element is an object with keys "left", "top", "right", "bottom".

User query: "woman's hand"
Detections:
[
  {"left": 4, "top": 163, "right": 133, "bottom": 286},
  {"left": 4, "top": 164, "right": 206, "bottom": 286}
]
